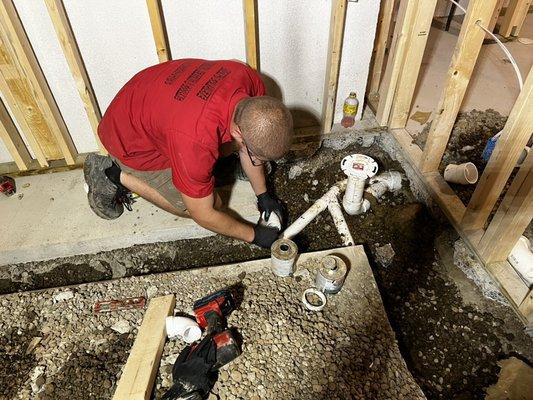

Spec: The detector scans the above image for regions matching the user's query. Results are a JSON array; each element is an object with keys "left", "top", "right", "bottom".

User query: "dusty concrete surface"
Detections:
[
  {"left": 1, "top": 131, "right": 532, "bottom": 399},
  {"left": 485, "top": 357, "right": 533, "bottom": 400},
  {"left": 0, "top": 246, "right": 426, "bottom": 400}
]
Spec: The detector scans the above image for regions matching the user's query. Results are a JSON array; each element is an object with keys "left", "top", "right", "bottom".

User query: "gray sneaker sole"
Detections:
[{"left": 83, "top": 154, "right": 123, "bottom": 220}]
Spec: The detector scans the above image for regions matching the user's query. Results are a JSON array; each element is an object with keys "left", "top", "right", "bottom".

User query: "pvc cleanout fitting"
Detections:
[
  {"left": 341, "top": 154, "right": 378, "bottom": 215},
  {"left": 271, "top": 238, "right": 298, "bottom": 277},
  {"left": 315, "top": 255, "right": 348, "bottom": 294},
  {"left": 166, "top": 316, "right": 202, "bottom": 343},
  {"left": 366, "top": 171, "right": 403, "bottom": 200}
]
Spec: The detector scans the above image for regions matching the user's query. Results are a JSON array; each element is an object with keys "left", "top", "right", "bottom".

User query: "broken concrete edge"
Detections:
[{"left": 0, "top": 214, "right": 259, "bottom": 268}]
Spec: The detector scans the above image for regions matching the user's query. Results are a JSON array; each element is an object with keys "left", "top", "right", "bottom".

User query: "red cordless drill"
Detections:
[{"left": 193, "top": 288, "right": 241, "bottom": 369}]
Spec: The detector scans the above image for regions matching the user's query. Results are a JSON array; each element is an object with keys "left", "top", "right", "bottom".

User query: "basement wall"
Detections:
[{"left": 0, "top": 0, "right": 380, "bottom": 163}]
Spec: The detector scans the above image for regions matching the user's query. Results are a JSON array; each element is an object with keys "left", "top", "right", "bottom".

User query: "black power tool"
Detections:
[{"left": 162, "top": 289, "right": 241, "bottom": 400}]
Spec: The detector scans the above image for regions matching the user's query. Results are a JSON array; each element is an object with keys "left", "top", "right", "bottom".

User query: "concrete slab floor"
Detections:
[
  {"left": 0, "top": 169, "right": 259, "bottom": 267},
  {"left": 405, "top": 14, "right": 533, "bottom": 138}
]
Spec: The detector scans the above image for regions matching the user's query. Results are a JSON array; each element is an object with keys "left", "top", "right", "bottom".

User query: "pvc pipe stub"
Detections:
[
  {"left": 271, "top": 238, "right": 298, "bottom": 277},
  {"left": 340, "top": 154, "right": 379, "bottom": 179},
  {"left": 301, "top": 288, "right": 327, "bottom": 312},
  {"left": 315, "top": 255, "right": 348, "bottom": 294}
]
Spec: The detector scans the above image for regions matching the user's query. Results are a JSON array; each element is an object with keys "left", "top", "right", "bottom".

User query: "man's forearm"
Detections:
[{"left": 195, "top": 209, "right": 255, "bottom": 242}]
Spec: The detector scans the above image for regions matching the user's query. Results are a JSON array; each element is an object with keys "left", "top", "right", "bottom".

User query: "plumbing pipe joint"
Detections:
[
  {"left": 366, "top": 171, "right": 403, "bottom": 199},
  {"left": 340, "top": 154, "right": 378, "bottom": 215}
]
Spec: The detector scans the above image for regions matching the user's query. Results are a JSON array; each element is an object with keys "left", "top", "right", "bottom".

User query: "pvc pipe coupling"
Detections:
[{"left": 340, "top": 154, "right": 378, "bottom": 215}]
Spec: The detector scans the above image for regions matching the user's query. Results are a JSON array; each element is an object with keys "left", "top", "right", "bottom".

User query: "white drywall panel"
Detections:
[
  {"left": 162, "top": 0, "right": 246, "bottom": 61},
  {"left": 14, "top": 0, "right": 97, "bottom": 154},
  {"left": 0, "top": 137, "right": 13, "bottom": 164},
  {"left": 62, "top": 0, "right": 159, "bottom": 113},
  {"left": 257, "top": 0, "right": 330, "bottom": 125},
  {"left": 335, "top": 1, "right": 380, "bottom": 122}
]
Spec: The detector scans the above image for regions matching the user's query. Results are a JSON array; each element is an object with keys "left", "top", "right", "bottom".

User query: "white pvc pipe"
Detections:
[
  {"left": 282, "top": 185, "right": 340, "bottom": 239},
  {"left": 343, "top": 175, "right": 370, "bottom": 215},
  {"left": 366, "top": 171, "right": 403, "bottom": 199},
  {"left": 166, "top": 316, "right": 202, "bottom": 343},
  {"left": 327, "top": 197, "right": 354, "bottom": 246}
]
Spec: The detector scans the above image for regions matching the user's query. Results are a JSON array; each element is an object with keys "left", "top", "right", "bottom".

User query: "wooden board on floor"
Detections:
[{"left": 112, "top": 295, "right": 175, "bottom": 400}]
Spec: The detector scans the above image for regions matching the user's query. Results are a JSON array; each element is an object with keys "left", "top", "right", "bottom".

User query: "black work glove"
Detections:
[
  {"left": 162, "top": 335, "right": 217, "bottom": 400},
  {"left": 252, "top": 224, "right": 280, "bottom": 249},
  {"left": 257, "top": 192, "right": 285, "bottom": 227}
]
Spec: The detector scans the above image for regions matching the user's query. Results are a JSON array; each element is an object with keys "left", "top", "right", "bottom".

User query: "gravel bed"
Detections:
[{"left": 0, "top": 248, "right": 425, "bottom": 400}]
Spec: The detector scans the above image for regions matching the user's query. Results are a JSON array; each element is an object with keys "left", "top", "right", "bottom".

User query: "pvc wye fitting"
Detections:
[
  {"left": 340, "top": 154, "right": 378, "bottom": 215},
  {"left": 166, "top": 316, "right": 202, "bottom": 343}
]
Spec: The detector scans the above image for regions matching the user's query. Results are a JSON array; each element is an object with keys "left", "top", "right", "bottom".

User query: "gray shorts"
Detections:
[{"left": 113, "top": 158, "right": 186, "bottom": 212}]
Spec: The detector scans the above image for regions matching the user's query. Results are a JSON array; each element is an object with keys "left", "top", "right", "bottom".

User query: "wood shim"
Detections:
[{"left": 112, "top": 294, "right": 175, "bottom": 400}]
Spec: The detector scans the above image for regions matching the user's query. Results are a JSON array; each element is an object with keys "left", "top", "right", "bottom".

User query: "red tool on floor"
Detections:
[
  {"left": 0, "top": 175, "right": 16, "bottom": 197},
  {"left": 192, "top": 288, "right": 241, "bottom": 369}
]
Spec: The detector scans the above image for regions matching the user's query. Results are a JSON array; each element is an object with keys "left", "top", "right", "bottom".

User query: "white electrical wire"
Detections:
[{"left": 446, "top": 0, "right": 524, "bottom": 90}]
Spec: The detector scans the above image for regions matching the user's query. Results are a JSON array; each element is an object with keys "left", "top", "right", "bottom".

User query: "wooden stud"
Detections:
[
  {"left": 419, "top": 0, "right": 499, "bottom": 173},
  {"left": 477, "top": 150, "right": 533, "bottom": 263},
  {"left": 519, "top": 290, "right": 533, "bottom": 324},
  {"left": 487, "top": 0, "right": 506, "bottom": 35},
  {"left": 243, "top": 0, "right": 259, "bottom": 70},
  {"left": 0, "top": 1, "right": 77, "bottom": 165},
  {"left": 322, "top": 0, "right": 348, "bottom": 134},
  {"left": 0, "top": 98, "right": 32, "bottom": 170},
  {"left": 376, "top": 0, "right": 417, "bottom": 127},
  {"left": 369, "top": 0, "right": 395, "bottom": 94},
  {"left": 146, "top": 0, "right": 170, "bottom": 63},
  {"left": 462, "top": 66, "right": 533, "bottom": 230},
  {"left": 388, "top": 0, "right": 438, "bottom": 129},
  {"left": 112, "top": 295, "right": 175, "bottom": 400},
  {"left": 500, "top": 0, "right": 531, "bottom": 37},
  {"left": 44, "top": 0, "right": 106, "bottom": 155}
]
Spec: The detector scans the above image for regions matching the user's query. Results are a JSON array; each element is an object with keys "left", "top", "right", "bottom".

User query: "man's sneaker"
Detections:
[{"left": 83, "top": 154, "right": 124, "bottom": 220}]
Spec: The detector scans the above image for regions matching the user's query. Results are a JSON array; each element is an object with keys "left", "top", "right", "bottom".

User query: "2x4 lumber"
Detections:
[
  {"left": 0, "top": 98, "right": 32, "bottom": 170},
  {"left": 243, "top": 0, "right": 259, "bottom": 70},
  {"left": 146, "top": 0, "right": 170, "bottom": 63},
  {"left": 44, "top": 0, "right": 106, "bottom": 155},
  {"left": 519, "top": 290, "right": 533, "bottom": 324},
  {"left": 112, "top": 295, "right": 175, "bottom": 400},
  {"left": 500, "top": 0, "right": 531, "bottom": 37},
  {"left": 376, "top": 0, "right": 416, "bottom": 127},
  {"left": 487, "top": 0, "right": 506, "bottom": 35},
  {"left": 461, "top": 66, "right": 533, "bottom": 231},
  {"left": 388, "top": 0, "right": 438, "bottom": 129},
  {"left": 0, "top": 1, "right": 77, "bottom": 165},
  {"left": 477, "top": 149, "right": 533, "bottom": 263},
  {"left": 419, "top": 0, "right": 499, "bottom": 173},
  {"left": 322, "top": 0, "right": 348, "bottom": 134},
  {"left": 369, "top": 0, "right": 396, "bottom": 94}
]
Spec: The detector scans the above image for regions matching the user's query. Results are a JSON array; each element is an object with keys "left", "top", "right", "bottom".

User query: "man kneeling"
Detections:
[{"left": 84, "top": 59, "right": 293, "bottom": 249}]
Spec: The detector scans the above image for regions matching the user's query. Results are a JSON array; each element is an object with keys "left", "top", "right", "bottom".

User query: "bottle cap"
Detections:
[{"left": 349, "top": 92, "right": 356, "bottom": 97}]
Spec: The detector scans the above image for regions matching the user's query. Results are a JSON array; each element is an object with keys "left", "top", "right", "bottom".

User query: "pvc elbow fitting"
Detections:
[{"left": 166, "top": 316, "right": 202, "bottom": 343}]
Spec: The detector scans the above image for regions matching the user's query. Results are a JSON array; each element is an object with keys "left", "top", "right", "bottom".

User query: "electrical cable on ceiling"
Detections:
[{"left": 446, "top": 0, "right": 524, "bottom": 90}]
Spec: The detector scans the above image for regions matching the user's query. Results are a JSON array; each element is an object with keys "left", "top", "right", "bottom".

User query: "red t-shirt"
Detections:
[{"left": 98, "top": 59, "right": 266, "bottom": 198}]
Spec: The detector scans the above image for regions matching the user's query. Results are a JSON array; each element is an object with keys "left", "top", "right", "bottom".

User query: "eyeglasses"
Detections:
[{"left": 244, "top": 140, "right": 267, "bottom": 167}]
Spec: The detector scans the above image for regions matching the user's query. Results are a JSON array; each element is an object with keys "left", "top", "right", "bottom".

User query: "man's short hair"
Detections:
[{"left": 234, "top": 96, "right": 293, "bottom": 160}]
